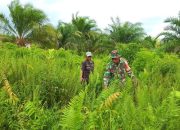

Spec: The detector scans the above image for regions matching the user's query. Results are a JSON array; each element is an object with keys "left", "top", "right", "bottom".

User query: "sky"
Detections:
[{"left": 0, "top": 0, "right": 180, "bottom": 37}]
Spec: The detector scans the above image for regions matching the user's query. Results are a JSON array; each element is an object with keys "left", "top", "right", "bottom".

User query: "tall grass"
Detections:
[{"left": 0, "top": 42, "right": 179, "bottom": 130}]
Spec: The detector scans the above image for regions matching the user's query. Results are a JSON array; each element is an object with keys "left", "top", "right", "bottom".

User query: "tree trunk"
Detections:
[{"left": 16, "top": 37, "right": 26, "bottom": 46}]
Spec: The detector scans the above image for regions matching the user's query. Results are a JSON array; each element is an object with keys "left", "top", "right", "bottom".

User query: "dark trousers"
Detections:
[{"left": 81, "top": 78, "right": 89, "bottom": 85}]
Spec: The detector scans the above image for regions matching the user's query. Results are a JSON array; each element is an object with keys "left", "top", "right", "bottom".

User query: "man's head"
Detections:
[
  {"left": 86, "top": 52, "right": 92, "bottom": 61},
  {"left": 111, "top": 50, "right": 120, "bottom": 63}
]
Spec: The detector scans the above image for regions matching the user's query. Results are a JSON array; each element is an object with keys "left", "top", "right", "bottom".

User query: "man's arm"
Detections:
[
  {"left": 103, "top": 63, "right": 112, "bottom": 88},
  {"left": 123, "top": 59, "right": 138, "bottom": 86},
  {"left": 123, "top": 60, "right": 134, "bottom": 78}
]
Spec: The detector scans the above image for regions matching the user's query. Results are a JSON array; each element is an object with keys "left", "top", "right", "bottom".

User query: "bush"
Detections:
[
  {"left": 116, "top": 43, "right": 142, "bottom": 64},
  {"left": 132, "top": 49, "right": 159, "bottom": 74}
]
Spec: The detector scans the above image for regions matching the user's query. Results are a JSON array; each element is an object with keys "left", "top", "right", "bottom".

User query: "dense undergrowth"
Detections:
[{"left": 0, "top": 42, "right": 179, "bottom": 130}]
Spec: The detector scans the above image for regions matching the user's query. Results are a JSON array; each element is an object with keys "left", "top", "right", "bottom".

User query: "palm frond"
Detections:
[{"left": 0, "top": 0, "right": 48, "bottom": 45}]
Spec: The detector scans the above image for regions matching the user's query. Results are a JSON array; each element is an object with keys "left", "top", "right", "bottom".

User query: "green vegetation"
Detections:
[
  {"left": 0, "top": 0, "right": 47, "bottom": 46},
  {"left": 0, "top": 1, "right": 179, "bottom": 55},
  {"left": 157, "top": 12, "right": 180, "bottom": 55},
  {"left": 0, "top": 42, "right": 179, "bottom": 130},
  {"left": 108, "top": 17, "right": 145, "bottom": 43},
  {"left": 0, "top": 0, "right": 179, "bottom": 129}
]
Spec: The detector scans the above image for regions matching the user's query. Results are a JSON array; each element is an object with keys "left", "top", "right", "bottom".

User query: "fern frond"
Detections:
[
  {"left": 2, "top": 74, "right": 19, "bottom": 105},
  {"left": 60, "top": 91, "right": 85, "bottom": 130},
  {"left": 100, "top": 92, "right": 121, "bottom": 109}
]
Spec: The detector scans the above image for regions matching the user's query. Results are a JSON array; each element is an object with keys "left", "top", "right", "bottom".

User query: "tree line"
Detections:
[{"left": 0, "top": 0, "right": 179, "bottom": 55}]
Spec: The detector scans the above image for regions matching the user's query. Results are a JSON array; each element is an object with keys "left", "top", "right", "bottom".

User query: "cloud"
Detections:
[{"left": 0, "top": 0, "right": 11, "bottom": 6}]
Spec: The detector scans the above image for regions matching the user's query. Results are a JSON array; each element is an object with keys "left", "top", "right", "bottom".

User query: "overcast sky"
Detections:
[{"left": 0, "top": 0, "right": 180, "bottom": 37}]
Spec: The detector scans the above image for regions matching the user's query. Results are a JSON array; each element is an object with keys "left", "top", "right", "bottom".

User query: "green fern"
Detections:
[{"left": 60, "top": 91, "right": 85, "bottom": 130}]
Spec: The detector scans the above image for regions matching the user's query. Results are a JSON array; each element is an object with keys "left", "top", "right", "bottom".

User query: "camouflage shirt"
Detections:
[
  {"left": 103, "top": 58, "right": 134, "bottom": 86},
  {"left": 81, "top": 60, "right": 94, "bottom": 80}
]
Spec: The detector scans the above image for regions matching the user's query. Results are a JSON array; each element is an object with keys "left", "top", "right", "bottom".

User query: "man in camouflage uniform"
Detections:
[
  {"left": 103, "top": 50, "right": 136, "bottom": 88},
  {"left": 81, "top": 52, "right": 94, "bottom": 84}
]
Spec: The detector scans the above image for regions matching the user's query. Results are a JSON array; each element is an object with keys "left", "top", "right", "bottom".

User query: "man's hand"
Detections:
[{"left": 103, "top": 78, "right": 109, "bottom": 89}]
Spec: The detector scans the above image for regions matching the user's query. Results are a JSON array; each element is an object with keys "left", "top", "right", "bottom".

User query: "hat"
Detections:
[
  {"left": 111, "top": 50, "right": 120, "bottom": 58},
  {"left": 86, "top": 52, "right": 92, "bottom": 57}
]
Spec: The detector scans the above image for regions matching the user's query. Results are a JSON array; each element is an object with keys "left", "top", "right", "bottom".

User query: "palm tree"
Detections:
[
  {"left": 157, "top": 11, "right": 180, "bottom": 42},
  {"left": 31, "top": 24, "right": 58, "bottom": 48},
  {"left": 156, "top": 11, "right": 180, "bottom": 54},
  {"left": 141, "top": 36, "right": 157, "bottom": 49},
  {"left": 0, "top": 0, "right": 47, "bottom": 46},
  {"left": 71, "top": 13, "right": 100, "bottom": 52},
  {"left": 93, "top": 33, "right": 115, "bottom": 53},
  {"left": 57, "top": 21, "right": 76, "bottom": 48},
  {"left": 107, "top": 17, "right": 145, "bottom": 43},
  {"left": 72, "top": 13, "right": 97, "bottom": 35}
]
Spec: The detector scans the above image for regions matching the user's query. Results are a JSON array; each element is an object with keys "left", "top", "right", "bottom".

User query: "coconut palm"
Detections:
[{"left": 0, "top": 0, "right": 47, "bottom": 46}]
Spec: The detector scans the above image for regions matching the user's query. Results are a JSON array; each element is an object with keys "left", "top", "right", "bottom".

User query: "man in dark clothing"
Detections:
[{"left": 81, "top": 52, "right": 94, "bottom": 84}]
